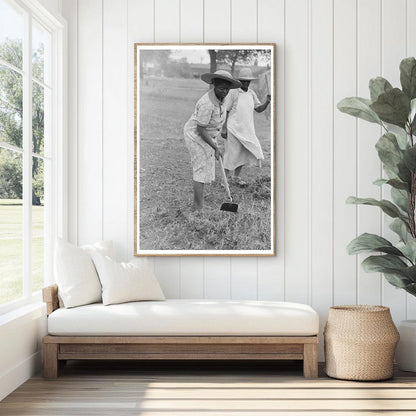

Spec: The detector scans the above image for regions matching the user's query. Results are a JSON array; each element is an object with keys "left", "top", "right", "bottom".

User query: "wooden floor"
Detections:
[{"left": 1, "top": 360, "right": 416, "bottom": 415}]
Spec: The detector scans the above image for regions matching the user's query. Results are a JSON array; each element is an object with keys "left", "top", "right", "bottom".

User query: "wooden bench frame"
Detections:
[{"left": 43, "top": 285, "right": 319, "bottom": 379}]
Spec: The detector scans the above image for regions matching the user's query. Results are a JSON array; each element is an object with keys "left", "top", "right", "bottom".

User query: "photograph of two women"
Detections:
[{"left": 134, "top": 44, "right": 275, "bottom": 256}]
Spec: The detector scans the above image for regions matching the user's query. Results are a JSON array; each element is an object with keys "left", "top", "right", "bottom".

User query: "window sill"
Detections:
[
  {"left": 0, "top": 299, "right": 45, "bottom": 327},
  {"left": 0, "top": 291, "right": 42, "bottom": 315}
]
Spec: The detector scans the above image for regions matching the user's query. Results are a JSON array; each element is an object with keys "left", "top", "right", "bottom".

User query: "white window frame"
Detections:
[{"left": 0, "top": 0, "right": 67, "bottom": 315}]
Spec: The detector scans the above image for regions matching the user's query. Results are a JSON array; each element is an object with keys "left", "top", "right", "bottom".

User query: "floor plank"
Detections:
[{"left": 1, "top": 361, "right": 416, "bottom": 415}]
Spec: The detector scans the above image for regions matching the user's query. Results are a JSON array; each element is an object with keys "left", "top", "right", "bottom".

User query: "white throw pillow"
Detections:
[
  {"left": 54, "top": 239, "right": 114, "bottom": 308},
  {"left": 90, "top": 252, "right": 165, "bottom": 306},
  {"left": 81, "top": 240, "right": 115, "bottom": 259}
]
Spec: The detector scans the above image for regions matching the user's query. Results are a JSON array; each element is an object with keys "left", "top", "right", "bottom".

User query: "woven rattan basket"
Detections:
[{"left": 324, "top": 305, "right": 399, "bottom": 381}]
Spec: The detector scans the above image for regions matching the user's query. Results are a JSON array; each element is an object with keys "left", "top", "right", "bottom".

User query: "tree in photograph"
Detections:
[
  {"left": 0, "top": 38, "right": 44, "bottom": 205},
  {"left": 208, "top": 50, "right": 217, "bottom": 73},
  {"left": 207, "top": 49, "right": 271, "bottom": 76},
  {"left": 140, "top": 49, "right": 171, "bottom": 78},
  {"left": 164, "top": 57, "right": 193, "bottom": 78}
]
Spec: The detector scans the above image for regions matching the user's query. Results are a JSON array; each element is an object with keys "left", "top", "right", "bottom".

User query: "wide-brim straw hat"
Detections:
[
  {"left": 237, "top": 68, "right": 257, "bottom": 81},
  {"left": 201, "top": 70, "right": 241, "bottom": 89}
]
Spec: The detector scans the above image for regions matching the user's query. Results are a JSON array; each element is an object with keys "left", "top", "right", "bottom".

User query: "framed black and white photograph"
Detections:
[{"left": 134, "top": 43, "right": 276, "bottom": 256}]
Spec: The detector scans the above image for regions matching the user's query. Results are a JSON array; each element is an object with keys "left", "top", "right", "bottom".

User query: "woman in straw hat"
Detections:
[
  {"left": 222, "top": 67, "right": 271, "bottom": 186},
  {"left": 184, "top": 70, "right": 241, "bottom": 210}
]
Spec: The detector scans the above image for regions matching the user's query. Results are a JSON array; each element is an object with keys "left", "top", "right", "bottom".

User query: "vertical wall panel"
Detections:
[
  {"left": 61, "top": 0, "right": 78, "bottom": 245},
  {"left": 284, "top": 0, "right": 309, "bottom": 303},
  {"left": 103, "top": 0, "right": 128, "bottom": 260},
  {"left": 407, "top": 0, "right": 416, "bottom": 58},
  {"left": 230, "top": 0, "right": 257, "bottom": 42},
  {"left": 127, "top": 0, "right": 154, "bottom": 260},
  {"left": 179, "top": 0, "right": 205, "bottom": 297},
  {"left": 333, "top": 0, "right": 357, "bottom": 305},
  {"left": 231, "top": 258, "right": 258, "bottom": 299},
  {"left": 381, "top": 0, "right": 407, "bottom": 322},
  {"left": 257, "top": 0, "right": 285, "bottom": 301},
  {"left": 77, "top": 0, "right": 103, "bottom": 245},
  {"left": 407, "top": 0, "right": 416, "bottom": 319},
  {"left": 180, "top": 258, "right": 204, "bottom": 298},
  {"left": 127, "top": 0, "right": 154, "bottom": 42},
  {"left": 229, "top": 0, "right": 258, "bottom": 299},
  {"left": 205, "top": 258, "right": 231, "bottom": 299},
  {"left": 356, "top": 0, "right": 382, "bottom": 305},
  {"left": 204, "top": 0, "right": 231, "bottom": 42},
  {"left": 155, "top": 0, "right": 180, "bottom": 42},
  {"left": 180, "top": 0, "right": 203, "bottom": 43},
  {"left": 310, "top": 0, "right": 333, "bottom": 359},
  {"left": 154, "top": 258, "right": 181, "bottom": 298},
  {"left": 203, "top": 0, "right": 232, "bottom": 298}
]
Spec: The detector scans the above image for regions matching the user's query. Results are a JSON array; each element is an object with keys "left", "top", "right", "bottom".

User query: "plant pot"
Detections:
[
  {"left": 395, "top": 320, "right": 416, "bottom": 372},
  {"left": 324, "top": 305, "right": 400, "bottom": 381}
]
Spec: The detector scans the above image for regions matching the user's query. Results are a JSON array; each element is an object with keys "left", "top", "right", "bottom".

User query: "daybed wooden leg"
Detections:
[
  {"left": 44, "top": 343, "right": 59, "bottom": 379},
  {"left": 303, "top": 343, "right": 318, "bottom": 379}
]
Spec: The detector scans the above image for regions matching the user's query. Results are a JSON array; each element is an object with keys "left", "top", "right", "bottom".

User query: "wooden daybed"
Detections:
[{"left": 42, "top": 285, "right": 319, "bottom": 379}]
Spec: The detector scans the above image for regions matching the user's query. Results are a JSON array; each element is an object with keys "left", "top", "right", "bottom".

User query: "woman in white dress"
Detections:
[{"left": 222, "top": 68, "right": 271, "bottom": 186}]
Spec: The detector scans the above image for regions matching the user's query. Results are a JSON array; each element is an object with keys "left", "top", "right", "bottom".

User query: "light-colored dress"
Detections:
[
  {"left": 223, "top": 88, "right": 264, "bottom": 170},
  {"left": 184, "top": 89, "right": 226, "bottom": 183}
]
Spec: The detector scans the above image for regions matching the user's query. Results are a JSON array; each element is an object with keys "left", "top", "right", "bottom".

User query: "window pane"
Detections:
[
  {"left": 0, "top": 147, "right": 23, "bottom": 305},
  {"left": 0, "top": 65, "right": 23, "bottom": 148},
  {"left": 32, "top": 20, "right": 51, "bottom": 85},
  {"left": 0, "top": 0, "right": 24, "bottom": 70},
  {"left": 32, "top": 81, "right": 45, "bottom": 155},
  {"left": 32, "top": 156, "right": 43, "bottom": 293}
]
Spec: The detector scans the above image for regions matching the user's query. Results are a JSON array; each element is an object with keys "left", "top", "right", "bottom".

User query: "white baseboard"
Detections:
[{"left": 0, "top": 351, "right": 42, "bottom": 401}]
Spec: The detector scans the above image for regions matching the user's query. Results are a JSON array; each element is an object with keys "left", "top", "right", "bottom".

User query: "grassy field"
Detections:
[
  {"left": 0, "top": 199, "right": 44, "bottom": 305},
  {"left": 139, "top": 76, "right": 273, "bottom": 251}
]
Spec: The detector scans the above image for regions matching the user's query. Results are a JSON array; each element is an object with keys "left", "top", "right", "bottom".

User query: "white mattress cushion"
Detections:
[{"left": 48, "top": 299, "right": 319, "bottom": 336}]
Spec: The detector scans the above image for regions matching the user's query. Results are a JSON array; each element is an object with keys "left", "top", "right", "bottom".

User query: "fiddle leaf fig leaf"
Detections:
[
  {"left": 403, "top": 146, "right": 416, "bottom": 172},
  {"left": 346, "top": 196, "right": 406, "bottom": 219},
  {"left": 362, "top": 254, "right": 408, "bottom": 272},
  {"left": 397, "top": 161, "right": 412, "bottom": 185},
  {"left": 410, "top": 98, "right": 416, "bottom": 124},
  {"left": 347, "top": 233, "right": 404, "bottom": 256},
  {"left": 391, "top": 187, "right": 410, "bottom": 214},
  {"left": 404, "top": 283, "right": 416, "bottom": 296},
  {"left": 402, "top": 265, "right": 416, "bottom": 282},
  {"left": 337, "top": 97, "right": 382, "bottom": 125},
  {"left": 361, "top": 255, "right": 416, "bottom": 287},
  {"left": 370, "top": 88, "right": 410, "bottom": 128},
  {"left": 383, "top": 271, "right": 412, "bottom": 288},
  {"left": 369, "top": 77, "right": 393, "bottom": 102},
  {"left": 411, "top": 99, "right": 416, "bottom": 133},
  {"left": 412, "top": 113, "right": 416, "bottom": 133},
  {"left": 397, "top": 240, "right": 416, "bottom": 264},
  {"left": 384, "top": 166, "right": 400, "bottom": 180},
  {"left": 375, "top": 132, "right": 404, "bottom": 173},
  {"left": 395, "top": 130, "right": 409, "bottom": 150},
  {"left": 387, "top": 179, "right": 410, "bottom": 191},
  {"left": 400, "top": 57, "right": 416, "bottom": 100},
  {"left": 373, "top": 178, "right": 388, "bottom": 186},
  {"left": 373, "top": 178, "right": 409, "bottom": 191},
  {"left": 389, "top": 218, "right": 410, "bottom": 241}
]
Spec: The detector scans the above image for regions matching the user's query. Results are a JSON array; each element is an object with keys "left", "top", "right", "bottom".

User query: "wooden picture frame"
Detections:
[{"left": 134, "top": 43, "right": 276, "bottom": 256}]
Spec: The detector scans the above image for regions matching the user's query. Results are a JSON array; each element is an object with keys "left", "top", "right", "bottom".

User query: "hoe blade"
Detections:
[{"left": 220, "top": 202, "right": 238, "bottom": 213}]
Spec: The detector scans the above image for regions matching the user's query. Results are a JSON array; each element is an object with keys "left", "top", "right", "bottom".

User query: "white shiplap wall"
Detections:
[{"left": 61, "top": 0, "right": 416, "bottom": 356}]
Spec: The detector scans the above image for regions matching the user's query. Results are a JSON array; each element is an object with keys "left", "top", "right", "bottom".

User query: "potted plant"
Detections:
[{"left": 337, "top": 57, "right": 416, "bottom": 371}]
